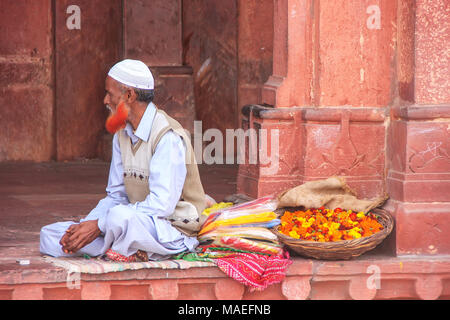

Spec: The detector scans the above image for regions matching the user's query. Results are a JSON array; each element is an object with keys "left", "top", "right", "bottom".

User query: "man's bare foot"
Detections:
[{"left": 135, "top": 250, "right": 148, "bottom": 262}]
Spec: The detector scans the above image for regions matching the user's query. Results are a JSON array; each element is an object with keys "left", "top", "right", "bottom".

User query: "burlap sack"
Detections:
[{"left": 276, "top": 177, "right": 388, "bottom": 213}]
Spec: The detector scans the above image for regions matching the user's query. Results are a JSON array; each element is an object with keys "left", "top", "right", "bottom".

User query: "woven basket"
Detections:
[{"left": 272, "top": 207, "right": 394, "bottom": 260}]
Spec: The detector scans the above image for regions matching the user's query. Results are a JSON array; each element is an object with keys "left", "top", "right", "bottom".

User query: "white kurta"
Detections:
[{"left": 40, "top": 103, "right": 199, "bottom": 260}]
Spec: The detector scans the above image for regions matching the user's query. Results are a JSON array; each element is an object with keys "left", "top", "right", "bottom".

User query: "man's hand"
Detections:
[{"left": 60, "top": 220, "right": 101, "bottom": 254}]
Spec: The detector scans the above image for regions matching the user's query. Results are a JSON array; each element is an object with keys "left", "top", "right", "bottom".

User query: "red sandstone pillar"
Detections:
[
  {"left": 55, "top": 0, "right": 123, "bottom": 161},
  {"left": 0, "top": 0, "right": 55, "bottom": 161},
  {"left": 261, "top": 0, "right": 314, "bottom": 108},
  {"left": 237, "top": 0, "right": 396, "bottom": 200},
  {"left": 386, "top": 0, "right": 450, "bottom": 256}
]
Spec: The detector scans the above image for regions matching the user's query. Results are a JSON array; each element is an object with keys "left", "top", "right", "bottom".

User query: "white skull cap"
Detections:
[{"left": 108, "top": 59, "right": 154, "bottom": 89}]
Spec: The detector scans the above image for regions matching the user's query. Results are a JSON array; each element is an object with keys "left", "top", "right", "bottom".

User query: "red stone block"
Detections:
[
  {"left": 214, "top": 278, "right": 244, "bottom": 299},
  {"left": 12, "top": 285, "right": 43, "bottom": 300},
  {"left": 237, "top": 0, "right": 273, "bottom": 125},
  {"left": 0, "top": 61, "right": 49, "bottom": 87},
  {"left": 414, "top": 0, "right": 450, "bottom": 104},
  {"left": 183, "top": 0, "right": 238, "bottom": 135},
  {"left": 177, "top": 283, "right": 216, "bottom": 300},
  {"left": 151, "top": 66, "right": 196, "bottom": 134},
  {"left": 149, "top": 280, "right": 178, "bottom": 300},
  {"left": 374, "top": 279, "right": 416, "bottom": 299},
  {"left": 319, "top": 0, "right": 397, "bottom": 107},
  {"left": 0, "top": 87, "right": 54, "bottom": 161},
  {"left": 396, "top": 0, "right": 416, "bottom": 102},
  {"left": 0, "top": 289, "right": 13, "bottom": 300},
  {"left": 0, "top": 0, "right": 52, "bottom": 56},
  {"left": 281, "top": 276, "right": 311, "bottom": 300},
  {"left": 110, "top": 284, "right": 150, "bottom": 300},
  {"left": 395, "top": 202, "right": 450, "bottom": 255},
  {"left": 54, "top": 0, "right": 122, "bottom": 161},
  {"left": 304, "top": 121, "right": 385, "bottom": 180},
  {"left": 349, "top": 277, "right": 377, "bottom": 300},
  {"left": 387, "top": 107, "right": 450, "bottom": 203},
  {"left": 406, "top": 121, "right": 450, "bottom": 175},
  {"left": 42, "top": 286, "right": 81, "bottom": 300},
  {"left": 415, "top": 276, "right": 443, "bottom": 300},
  {"left": 124, "top": 0, "right": 182, "bottom": 66},
  {"left": 262, "top": 0, "right": 314, "bottom": 107},
  {"left": 309, "top": 280, "right": 351, "bottom": 300},
  {"left": 0, "top": 0, "right": 54, "bottom": 162},
  {"left": 81, "top": 282, "right": 111, "bottom": 300},
  {"left": 242, "top": 283, "right": 285, "bottom": 300},
  {"left": 237, "top": 106, "right": 386, "bottom": 199}
]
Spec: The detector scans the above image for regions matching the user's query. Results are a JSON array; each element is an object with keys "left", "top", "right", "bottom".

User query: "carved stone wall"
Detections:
[{"left": 236, "top": 0, "right": 450, "bottom": 256}]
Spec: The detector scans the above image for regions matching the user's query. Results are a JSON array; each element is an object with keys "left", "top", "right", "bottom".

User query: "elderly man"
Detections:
[{"left": 40, "top": 59, "right": 207, "bottom": 261}]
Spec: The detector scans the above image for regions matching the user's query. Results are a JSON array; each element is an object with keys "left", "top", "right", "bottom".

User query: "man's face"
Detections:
[
  {"left": 104, "top": 76, "right": 123, "bottom": 111},
  {"left": 104, "top": 76, "right": 129, "bottom": 134}
]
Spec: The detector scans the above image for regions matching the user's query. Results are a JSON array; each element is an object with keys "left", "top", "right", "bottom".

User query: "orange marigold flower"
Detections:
[{"left": 279, "top": 208, "right": 383, "bottom": 242}]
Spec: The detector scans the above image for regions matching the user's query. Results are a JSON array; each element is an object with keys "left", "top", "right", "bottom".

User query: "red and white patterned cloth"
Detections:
[
  {"left": 105, "top": 247, "right": 292, "bottom": 291},
  {"left": 105, "top": 249, "right": 138, "bottom": 262},
  {"left": 214, "top": 250, "right": 292, "bottom": 291}
]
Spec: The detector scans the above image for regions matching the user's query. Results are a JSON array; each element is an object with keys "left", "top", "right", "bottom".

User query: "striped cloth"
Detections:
[
  {"left": 176, "top": 247, "right": 293, "bottom": 291},
  {"left": 43, "top": 255, "right": 215, "bottom": 274},
  {"left": 214, "top": 251, "right": 292, "bottom": 292}
]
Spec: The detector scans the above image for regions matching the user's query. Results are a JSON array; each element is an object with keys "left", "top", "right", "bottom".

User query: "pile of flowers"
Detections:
[{"left": 279, "top": 207, "right": 384, "bottom": 242}]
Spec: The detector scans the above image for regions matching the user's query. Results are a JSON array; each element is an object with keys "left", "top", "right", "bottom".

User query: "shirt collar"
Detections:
[{"left": 124, "top": 102, "right": 156, "bottom": 144}]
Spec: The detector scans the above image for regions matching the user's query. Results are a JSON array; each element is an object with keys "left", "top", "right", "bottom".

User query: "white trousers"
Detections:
[{"left": 39, "top": 204, "right": 198, "bottom": 261}]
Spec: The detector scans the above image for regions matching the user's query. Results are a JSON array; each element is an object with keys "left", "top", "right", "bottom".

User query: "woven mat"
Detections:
[{"left": 43, "top": 255, "right": 215, "bottom": 274}]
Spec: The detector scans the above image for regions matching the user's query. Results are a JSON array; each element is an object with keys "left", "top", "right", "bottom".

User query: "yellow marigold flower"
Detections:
[
  {"left": 301, "top": 222, "right": 311, "bottom": 228},
  {"left": 357, "top": 212, "right": 365, "bottom": 219},
  {"left": 289, "top": 230, "right": 300, "bottom": 239},
  {"left": 348, "top": 227, "right": 362, "bottom": 239},
  {"left": 330, "top": 222, "right": 340, "bottom": 230}
]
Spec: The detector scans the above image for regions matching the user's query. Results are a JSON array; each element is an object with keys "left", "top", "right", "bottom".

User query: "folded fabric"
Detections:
[
  {"left": 105, "top": 248, "right": 138, "bottom": 262},
  {"left": 223, "top": 219, "right": 281, "bottom": 229},
  {"left": 215, "top": 236, "right": 283, "bottom": 256},
  {"left": 199, "top": 211, "right": 277, "bottom": 235},
  {"left": 201, "top": 201, "right": 234, "bottom": 216},
  {"left": 198, "top": 226, "right": 279, "bottom": 243},
  {"left": 214, "top": 251, "right": 292, "bottom": 291},
  {"left": 201, "top": 195, "right": 278, "bottom": 231},
  {"left": 174, "top": 247, "right": 292, "bottom": 291}
]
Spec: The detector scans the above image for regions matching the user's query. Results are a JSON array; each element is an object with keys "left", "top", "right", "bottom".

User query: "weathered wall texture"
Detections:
[
  {"left": 182, "top": 0, "right": 238, "bottom": 135},
  {"left": 414, "top": 0, "right": 449, "bottom": 104},
  {"left": 386, "top": 0, "right": 450, "bottom": 256},
  {"left": 237, "top": 0, "right": 274, "bottom": 125},
  {"left": 242, "top": 0, "right": 397, "bottom": 199},
  {"left": 0, "top": 1, "right": 273, "bottom": 162},
  {"left": 124, "top": 0, "right": 182, "bottom": 66},
  {"left": 237, "top": 0, "right": 450, "bottom": 256},
  {"left": 55, "top": 0, "right": 122, "bottom": 161},
  {"left": 318, "top": 0, "right": 397, "bottom": 107},
  {"left": 0, "top": 0, "right": 54, "bottom": 161}
]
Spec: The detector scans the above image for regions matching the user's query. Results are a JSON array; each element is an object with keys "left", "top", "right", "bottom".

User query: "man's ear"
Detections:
[{"left": 125, "top": 88, "right": 137, "bottom": 103}]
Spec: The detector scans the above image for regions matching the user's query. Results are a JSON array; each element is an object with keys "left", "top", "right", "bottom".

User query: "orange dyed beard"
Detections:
[{"left": 105, "top": 101, "right": 128, "bottom": 134}]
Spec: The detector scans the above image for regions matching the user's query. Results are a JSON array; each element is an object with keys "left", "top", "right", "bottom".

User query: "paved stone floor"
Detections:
[
  {"left": 0, "top": 160, "right": 238, "bottom": 263},
  {"left": 0, "top": 161, "right": 449, "bottom": 300}
]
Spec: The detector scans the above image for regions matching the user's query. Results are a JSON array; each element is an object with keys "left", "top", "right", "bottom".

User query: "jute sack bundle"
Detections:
[{"left": 276, "top": 177, "right": 388, "bottom": 213}]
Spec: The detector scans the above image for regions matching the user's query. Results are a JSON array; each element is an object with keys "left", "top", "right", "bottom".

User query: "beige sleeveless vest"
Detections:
[{"left": 118, "top": 108, "right": 206, "bottom": 237}]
